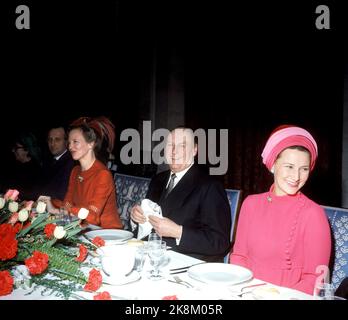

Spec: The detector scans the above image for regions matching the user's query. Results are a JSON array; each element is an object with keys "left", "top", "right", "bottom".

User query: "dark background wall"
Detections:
[{"left": 1, "top": 0, "right": 346, "bottom": 206}]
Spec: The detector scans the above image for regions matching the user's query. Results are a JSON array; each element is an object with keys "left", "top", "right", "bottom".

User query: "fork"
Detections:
[
  {"left": 173, "top": 275, "right": 194, "bottom": 288},
  {"left": 230, "top": 282, "right": 267, "bottom": 298}
]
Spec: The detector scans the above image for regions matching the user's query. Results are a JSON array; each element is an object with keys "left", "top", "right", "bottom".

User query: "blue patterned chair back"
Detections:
[
  {"left": 114, "top": 173, "right": 151, "bottom": 231},
  {"left": 322, "top": 205, "right": 348, "bottom": 290},
  {"left": 224, "top": 189, "right": 242, "bottom": 263}
]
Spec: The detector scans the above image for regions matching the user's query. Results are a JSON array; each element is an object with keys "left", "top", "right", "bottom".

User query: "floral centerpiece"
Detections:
[{"left": 0, "top": 189, "right": 111, "bottom": 300}]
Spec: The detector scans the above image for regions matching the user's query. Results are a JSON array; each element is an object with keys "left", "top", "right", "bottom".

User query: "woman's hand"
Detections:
[
  {"left": 130, "top": 205, "right": 146, "bottom": 224},
  {"left": 37, "top": 195, "right": 59, "bottom": 214}
]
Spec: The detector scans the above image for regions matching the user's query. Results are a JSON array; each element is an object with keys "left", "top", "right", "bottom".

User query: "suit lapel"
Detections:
[
  {"left": 160, "top": 166, "right": 199, "bottom": 218},
  {"left": 158, "top": 171, "right": 171, "bottom": 203}
]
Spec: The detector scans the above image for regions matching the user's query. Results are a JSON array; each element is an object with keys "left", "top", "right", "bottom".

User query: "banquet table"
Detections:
[{"left": 1, "top": 240, "right": 313, "bottom": 301}]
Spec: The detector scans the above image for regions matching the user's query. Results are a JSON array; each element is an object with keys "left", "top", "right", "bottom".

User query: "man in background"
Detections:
[{"left": 41, "top": 125, "right": 75, "bottom": 200}]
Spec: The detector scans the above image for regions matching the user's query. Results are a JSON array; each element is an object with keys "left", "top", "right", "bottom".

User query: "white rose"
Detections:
[
  {"left": 9, "top": 201, "right": 19, "bottom": 213},
  {"left": 0, "top": 197, "right": 5, "bottom": 209},
  {"left": 36, "top": 201, "right": 47, "bottom": 214},
  {"left": 78, "top": 208, "right": 89, "bottom": 220},
  {"left": 53, "top": 226, "right": 66, "bottom": 239},
  {"left": 18, "top": 209, "right": 29, "bottom": 222}
]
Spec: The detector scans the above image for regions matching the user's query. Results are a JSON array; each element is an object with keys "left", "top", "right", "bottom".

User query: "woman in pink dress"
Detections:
[{"left": 230, "top": 125, "right": 331, "bottom": 295}]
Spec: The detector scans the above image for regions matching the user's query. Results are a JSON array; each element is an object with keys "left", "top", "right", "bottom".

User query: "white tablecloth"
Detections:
[{"left": 1, "top": 244, "right": 313, "bottom": 300}]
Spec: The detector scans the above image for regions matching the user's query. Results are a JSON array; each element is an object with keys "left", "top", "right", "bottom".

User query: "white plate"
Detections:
[
  {"left": 101, "top": 270, "right": 141, "bottom": 286},
  {"left": 84, "top": 229, "right": 133, "bottom": 245},
  {"left": 188, "top": 263, "right": 253, "bottom": 286}
]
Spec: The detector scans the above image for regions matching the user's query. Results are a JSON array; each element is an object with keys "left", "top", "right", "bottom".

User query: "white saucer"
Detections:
[{"left": 101, "top": 270, "right": 141, "bottom": 286}]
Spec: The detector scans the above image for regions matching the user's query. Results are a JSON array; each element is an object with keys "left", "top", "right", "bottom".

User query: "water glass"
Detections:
[
  {"left": 134, "top": 245, "right": 148, "bottom": 273},
  {"left": 147, "top": 240, "right": 166, "bottom": 281},
  {"left": 148, "top": 232, "right": 161, "bottom": 242},
  {"left": 313, "top": 282, "right": 335, "bottom": 300}
]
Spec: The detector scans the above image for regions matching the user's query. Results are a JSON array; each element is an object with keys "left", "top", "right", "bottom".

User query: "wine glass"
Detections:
[
  {"left": 313, "top": 282, "right": 335, "bottom": 300},
  {"left": 147, "top": 240, "right": 166, "bottom": 281}
]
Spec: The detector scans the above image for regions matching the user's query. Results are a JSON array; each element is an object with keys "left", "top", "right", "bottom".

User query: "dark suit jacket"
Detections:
[
  {"left": 6, "top": 159, "right": 43, "bottom": 201},
  {"left": 146, "top": 165, "right": 231, "bottom": 262},
  {"left": 41, "top": 151, "right": 75, "bottom": 200}
]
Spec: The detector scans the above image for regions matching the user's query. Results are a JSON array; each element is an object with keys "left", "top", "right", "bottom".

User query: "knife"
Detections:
[
  {"left": 169, "top": 262, "right": 206, "bottom": 272},
  {"left": 240, "top": 282, "right": 267, "bottom": 292}
]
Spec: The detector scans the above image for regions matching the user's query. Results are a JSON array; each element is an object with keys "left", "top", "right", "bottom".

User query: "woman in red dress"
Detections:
[{"left": 40, "top": 117, "right": 122, "bottom": 229}]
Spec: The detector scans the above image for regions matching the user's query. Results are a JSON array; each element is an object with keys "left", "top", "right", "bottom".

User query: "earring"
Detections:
[{"left": 270, "top": 167, "right": 274, "bottom": 174}]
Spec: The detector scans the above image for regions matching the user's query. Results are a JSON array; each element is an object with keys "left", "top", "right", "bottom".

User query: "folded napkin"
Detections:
[{"left": 137, "top": 199, "right": 162, "bottom": 240}]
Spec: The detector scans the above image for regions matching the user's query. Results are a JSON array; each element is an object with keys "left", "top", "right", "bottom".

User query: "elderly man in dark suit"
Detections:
[
  {"left": 131, "top": 127, "right": 231, "bottom": 262},
  {"left": 41, "top": 125, "right": 75, "bottom": 200}
]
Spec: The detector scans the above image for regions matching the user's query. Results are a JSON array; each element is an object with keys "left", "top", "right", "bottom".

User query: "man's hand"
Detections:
[
  {"left": 148, "top": 215, "right": 183, "bottom": 239},
  {"left": 130, "top": 205, "right": 146, "bottom": 224}
]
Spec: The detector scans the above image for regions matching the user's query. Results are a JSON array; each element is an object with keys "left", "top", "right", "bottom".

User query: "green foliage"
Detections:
[{"left": 27, "top": 275, "right": 84, "bottom": 300}]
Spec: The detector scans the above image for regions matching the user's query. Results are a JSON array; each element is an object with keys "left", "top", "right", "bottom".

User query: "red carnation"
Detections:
[
  {"left": 44, "top": 223, "right": 56, "bottom": 239},
  {"left": 76, "top": 244, "right": 88, "bottom": 262},
  {"left": 92, "top": 236, "right": 105, "bottom": 248},
  {"left": 13, "top": 223, "right": 22, "bottom": 234},
  {"left": 162, "top": 295, "right": 179, "bottom": 300},
  {"left": 0, "top": 224, "right": 18, "bottom": 261},
  {"left": 84, "top": 268, "right": 102, "bottom": 292},
  {"left": 93, "top": 291, "right": 112, "bottom": 300},
  {"left": 0, "top": 270, "right": 14, "bottom": 296},
  {"left": 0, "top": 223, "right": 18, "bottom": 238},
  {"left": 25, "top": 251, "right": 49, "bottom": 275}
]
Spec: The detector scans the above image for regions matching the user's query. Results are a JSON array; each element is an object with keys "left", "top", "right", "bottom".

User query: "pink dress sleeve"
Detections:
[
  {"left": 229, "top": 196, "right": 252, "bottom": 268},
  {"left": 293, "top": 206, "right": 332, "bottom": 294}
]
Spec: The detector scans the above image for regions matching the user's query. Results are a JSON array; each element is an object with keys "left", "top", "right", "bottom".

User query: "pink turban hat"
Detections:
[{"left": 261, "top": 126, "right": 318, "bottom": 171}]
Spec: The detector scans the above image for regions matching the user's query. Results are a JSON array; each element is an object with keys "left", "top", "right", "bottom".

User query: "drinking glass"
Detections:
[
  {"left": 56, "top": 207, "right": 71, "bottom": 226},
  {"left": 313, "top": 282, "right": 335, "bottom": 300},
  {"left": 148, "top": 232, "right": 161, "bottom": 242},
  {"left": 147, "top": 240, "right": 166, "bottom": 280},
  {"left": 134, "top": 245, "right": 148, "bottom": 273}
]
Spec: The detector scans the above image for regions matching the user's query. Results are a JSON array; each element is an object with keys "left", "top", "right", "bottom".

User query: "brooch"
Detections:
[
  {"left": 77, "top": 175, "right": 84, "bottom": 183},
  {"left": 267, "top": 195, "right": 272, "bottom": 202}
]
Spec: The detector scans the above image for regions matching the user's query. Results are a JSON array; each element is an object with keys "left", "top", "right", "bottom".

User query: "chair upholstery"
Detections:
[
  {"left": 224, "top": 189, "right": 242, "bottom": 263},
  {"left": 114, "top": 173, "right": 151, "bottom": 231},
  {"left": 322, "top": 205, "right": 348, "bottom": 290}
]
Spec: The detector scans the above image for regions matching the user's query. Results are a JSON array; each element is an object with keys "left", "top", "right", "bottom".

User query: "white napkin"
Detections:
[{"left": 137, "top": 199, "right": 162, "bottom": 240}]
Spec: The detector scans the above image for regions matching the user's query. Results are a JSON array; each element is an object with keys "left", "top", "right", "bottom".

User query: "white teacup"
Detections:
[{"left": 101, "top": 245, "right": 135, "bottom": 278}]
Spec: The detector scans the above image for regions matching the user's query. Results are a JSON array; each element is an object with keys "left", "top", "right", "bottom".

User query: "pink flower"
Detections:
[
  {"left": 4, "top": 189, "right": 19, "bottom": 201},
  {"left": 24, "top": 201, "right": 34, "bottom": 211},
  {"left": 8, "top": 212, "right": 19, "bottom": 225}
]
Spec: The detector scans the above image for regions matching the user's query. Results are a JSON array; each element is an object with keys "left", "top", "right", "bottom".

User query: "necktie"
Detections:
[{"left": 164, "top": 173, "right": 176, "bottom": 198}]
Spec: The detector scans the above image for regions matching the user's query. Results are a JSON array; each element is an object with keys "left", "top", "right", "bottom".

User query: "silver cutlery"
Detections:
[
  {"left": 240, "top": 282, "right": 267, "bottom": 292},
  {"left": 170, "top": 270, "right": 189, "bottom": 275},
  {"left": 171, "top": 275, "right": 194, "bottom": 288},
  {"left": 229, "top": 282, "right": 267, "bottom": 298},
  {"left": 169, "top": 262, "right": 206, "bottom": 273}
]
